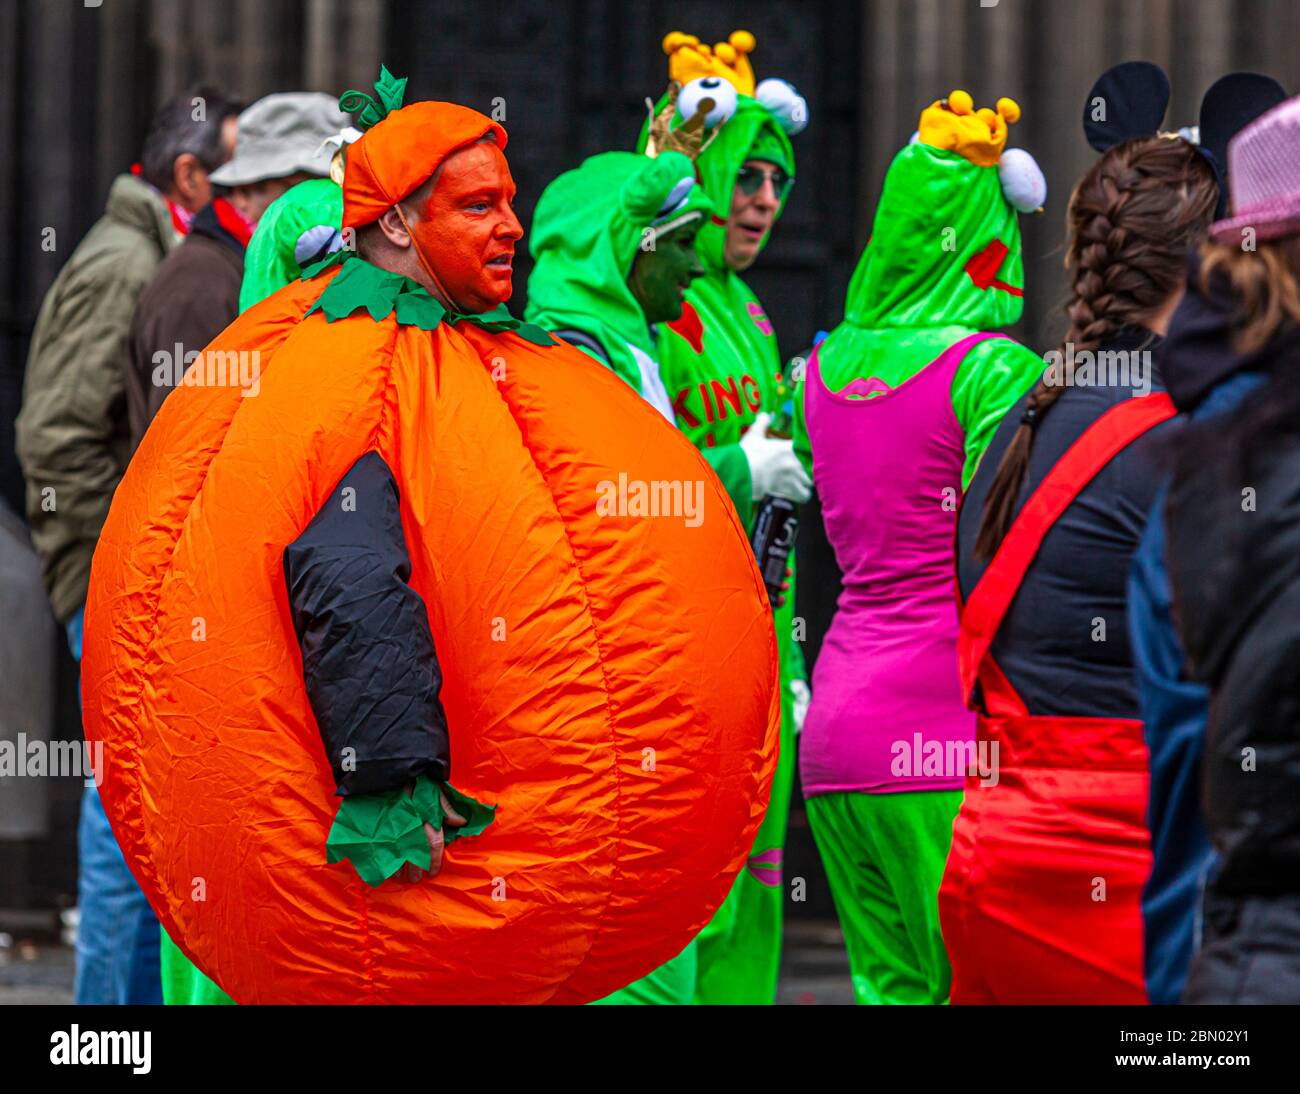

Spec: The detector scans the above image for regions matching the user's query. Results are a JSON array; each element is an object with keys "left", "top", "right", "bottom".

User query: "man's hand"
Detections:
[
  {"left": 402, "top": 787, "right": 468, "bottom": 882},
  {"left": 774, "top": 564, "right": 793, "bottom": 609}
]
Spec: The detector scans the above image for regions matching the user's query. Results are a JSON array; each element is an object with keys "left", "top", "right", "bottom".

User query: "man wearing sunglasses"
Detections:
[
  {"left": 729, "top": 161, "right": 793, "bottom": 270},
  {"left": 636, "top": 30, "right": 812, "bottom": 1005}
]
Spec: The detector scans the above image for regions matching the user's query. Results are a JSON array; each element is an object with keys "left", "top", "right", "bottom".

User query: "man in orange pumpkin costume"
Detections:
[{"left": 81, "top": 69, "right": 781, "bottom": 1004}]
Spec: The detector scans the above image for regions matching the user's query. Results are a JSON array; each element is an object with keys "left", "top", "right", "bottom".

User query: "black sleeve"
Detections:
[
  {"left": 283, "top": 451, "right": 450, "bottom": 796},
  {"left": 550, "top": 328, "right": 610, "bottom": 364}
]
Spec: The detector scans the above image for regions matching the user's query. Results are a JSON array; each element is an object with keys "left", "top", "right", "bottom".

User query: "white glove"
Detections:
[
  {"left": 740, "top": 412, "right": 812, "bottom": 503},
  {"left": 789, "top": 679, "right": 811, "bottom": 736}
]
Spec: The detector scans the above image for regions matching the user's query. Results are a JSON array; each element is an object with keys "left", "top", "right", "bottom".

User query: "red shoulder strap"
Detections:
[{"left": 957, "top": 392, "right": 1176, "bottom": 705}]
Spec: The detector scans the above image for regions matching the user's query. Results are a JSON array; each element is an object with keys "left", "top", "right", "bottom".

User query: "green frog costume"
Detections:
[
  {"left": 238, "top": 178, "right": 344, "bottom": 312},
  {"left": 526, "top": 149, "right": 711, "bottom": 420},
  {"left": 793, "top": 90, "right": 1048, "bottom": 1004},
  {"left": 238, "top": 127, "right": 356, "bottom": 312},
  {"left": 631, "top": 30, "right": 810, "bottom": 1004},
  {"left": 792, "top": 91, "right": 1047, "bottom": 485}
]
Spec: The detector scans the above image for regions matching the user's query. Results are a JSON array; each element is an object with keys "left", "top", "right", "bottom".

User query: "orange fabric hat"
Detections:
[{"left": 342, "top": 101, "right": 507, "bottom": 229}]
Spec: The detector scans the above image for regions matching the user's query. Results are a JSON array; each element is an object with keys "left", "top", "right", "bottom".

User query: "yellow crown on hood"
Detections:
[
  {"left": 918, "top": 90, "right": 1021, "bottom": 167},
  {"left": 663, "top": 30, "right": 756, "bottom": 96}
]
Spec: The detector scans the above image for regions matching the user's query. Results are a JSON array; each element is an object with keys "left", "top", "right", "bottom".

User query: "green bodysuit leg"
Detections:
[
  {"left": 805, "top": 789, "right": 961, "bottom": 1005},
  {"left": 693, "top": 581, "right": 801, "bottom": 1004},
  {"left": 589, "top": 940, "right": 698, "bottom": 1005},
  {"left": 161, "top": 931, "right": 235, "bottom": 1005}
]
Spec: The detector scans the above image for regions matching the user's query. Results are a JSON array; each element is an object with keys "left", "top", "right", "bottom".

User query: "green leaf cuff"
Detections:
[
  {"left": 301, "top": 249, "right": 556, "bottom": 344},
  {"left": 325, "top": 775, "right": 497, "bottom": 887}
]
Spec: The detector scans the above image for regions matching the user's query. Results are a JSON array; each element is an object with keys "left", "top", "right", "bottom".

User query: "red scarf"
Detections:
[
  {"left": 133, "top": 161, "right": 195, "bottom": 238},
  {"left": 167, "top": 200, "right": 195, "bottom": 236},
  {"left": 212, "top": 196, "right": 256, "bottom": 248}
]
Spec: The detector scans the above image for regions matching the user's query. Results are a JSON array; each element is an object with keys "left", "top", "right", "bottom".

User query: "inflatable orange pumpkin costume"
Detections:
[{"left": 81, "top": 69, "right": 780, "bottom": 1004}]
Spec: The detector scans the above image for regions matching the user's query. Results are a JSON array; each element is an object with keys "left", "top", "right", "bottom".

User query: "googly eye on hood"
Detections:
[{"left": 677, "top": 77, "right": 738, "bottom": 128}]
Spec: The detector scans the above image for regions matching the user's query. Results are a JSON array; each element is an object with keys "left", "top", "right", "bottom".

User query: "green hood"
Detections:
[
  {"left": 525, "top": 150, "right": 711, "bottom": 382},
  {"left": 845, "top": 142, "right": 1025, "bottom": 332},
  {"left": 636, "top": 95, "right": 794, "bottom": 272},
  {"left": 240, "top": 178, "right": 343, "bottom": 312},
  {"left": 804, "top": 139, "right": 1044, "bottom": 491},
  {"left": 816, "top": 141, "right": 1028, "bottom": 384}
]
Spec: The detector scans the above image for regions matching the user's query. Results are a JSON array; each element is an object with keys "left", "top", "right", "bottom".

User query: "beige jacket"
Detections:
[{"left": 16, "top": 173, "right": 178, "bottom": 622}]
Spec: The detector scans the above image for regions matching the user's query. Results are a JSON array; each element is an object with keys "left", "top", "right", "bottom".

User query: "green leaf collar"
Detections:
[{"left": 301, "top": 249, "right": 556, "bottom": 345}]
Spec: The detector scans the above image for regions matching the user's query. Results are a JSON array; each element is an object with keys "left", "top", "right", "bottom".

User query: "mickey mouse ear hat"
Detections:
[
  {"left": 1082, "top": 61, "right": 1287, "bottom": 218},
  {"left": 1083, "top": 61, "right": 1171, "bottom": 152},
  {"left": 1198, "top": 72, "right": 1288, "bottom": 215}
]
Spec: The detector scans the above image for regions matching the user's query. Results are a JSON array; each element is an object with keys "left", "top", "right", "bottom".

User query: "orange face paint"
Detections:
[{"left": 409, "top": 141, "right": 522, "bottom": 313}]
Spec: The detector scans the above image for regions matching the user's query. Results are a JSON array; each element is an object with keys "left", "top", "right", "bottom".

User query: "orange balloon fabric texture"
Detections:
[{"left": 81, "top": 267, "right": 780, "bottom": 1003}]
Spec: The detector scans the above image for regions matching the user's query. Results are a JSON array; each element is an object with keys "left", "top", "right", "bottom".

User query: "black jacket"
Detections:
[
  {"left": 958, "top": 327, "right": 1177, "bottom": 718},
  {"left": 126, "top": 200, "right": 247, "bottom": 449},
  {"left": 1166, "top": 318, "right": 1300, "bottom": 900},
  {"left": 1127, "top": 251, "right": 1276, "bottom": 1005},
  {"left": 283, "top": 451, "right": 451, "bottom": 797}
]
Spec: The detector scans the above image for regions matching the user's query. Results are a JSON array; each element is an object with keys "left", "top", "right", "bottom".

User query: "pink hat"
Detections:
[{"left": 1211, "top": 93, "right": 1300, "bottom": 243}]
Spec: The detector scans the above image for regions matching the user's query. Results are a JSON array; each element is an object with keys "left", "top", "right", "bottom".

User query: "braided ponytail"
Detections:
[{"left": 973, "top": 136, "right": 1218, "bottom": 560}]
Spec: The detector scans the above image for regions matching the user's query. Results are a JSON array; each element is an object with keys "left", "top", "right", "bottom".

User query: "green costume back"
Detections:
[
  {"left": 636, "top": 94, "right": 805, "bottom": 1005},
  {"left": 794, "top": 142, "right": 1045, "bottom": 486},
  {"left": 794, "top": 135, "right": 1044, "bottom": 1006},
  {"left": 238, "top": 178, "right": 343, "bottom": 313}
]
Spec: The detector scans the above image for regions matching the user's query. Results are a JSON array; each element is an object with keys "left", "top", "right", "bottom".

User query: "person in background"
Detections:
[
  {"left": 0, "top": 497, "right": 57, "bottom": 848},
  {"left": 237, "top": 124, "right": 357, "bottom": 312},
  {"left": 1161, "top": 93, "right": 1300, "bottom": 1004},
  {"left": 126, "top": 93, "right": 348, "bottom": 450},
  {"left": 943, "top": 66, "right": 1219, "bottom": 1003},
  {"left": 15, "top": 84, "right": 240, "bottom": 1005},
  {"left": 795, "top": 90, "right": 1046, "bottom": 1005},
  {"left": 634, "top": 29, "right": 811, "bottom": 1006},
  {"left": 211, "top": 93, "right": 347, "bottom": 227},
  {"left": 1122, "top": 68, "right": 1288, "bottom": 1006}
]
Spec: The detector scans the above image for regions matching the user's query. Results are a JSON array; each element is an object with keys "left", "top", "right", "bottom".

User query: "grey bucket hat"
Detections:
[{"left": 210, "top": 92, "right": 349, "bottom": 186}]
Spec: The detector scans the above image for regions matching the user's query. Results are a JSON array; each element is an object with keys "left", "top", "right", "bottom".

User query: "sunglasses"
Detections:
[{"left": 736, "top": 164, "right": 794, "bottom": 201}]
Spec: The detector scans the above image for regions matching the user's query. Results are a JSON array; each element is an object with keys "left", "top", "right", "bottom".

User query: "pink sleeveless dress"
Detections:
[{"left": 800, "top": 333, "right": 997, "bottom": 796}]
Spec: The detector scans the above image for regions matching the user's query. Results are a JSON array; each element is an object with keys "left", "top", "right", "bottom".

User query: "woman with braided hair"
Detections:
[{"left": 940, "top": 102, "right": 1219, "bottom": 1001}]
